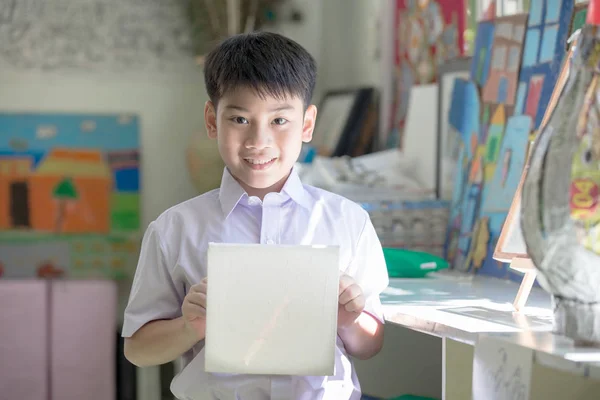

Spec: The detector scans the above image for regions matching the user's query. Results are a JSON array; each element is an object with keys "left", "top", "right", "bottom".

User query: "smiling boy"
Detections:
[{"left": 123, "top": 32, "right": 389, "bottom": 400}]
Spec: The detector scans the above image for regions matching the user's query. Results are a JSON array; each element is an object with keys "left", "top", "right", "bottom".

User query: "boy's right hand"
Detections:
[{"left": 182, "top": 277, "right": 208, "bottom": 340}]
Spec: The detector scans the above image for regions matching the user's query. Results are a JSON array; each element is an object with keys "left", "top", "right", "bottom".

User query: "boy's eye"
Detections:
[
  {"left": 232, "top": 116, "right": 249, "bottom": 124},
  {"left": 273, "top": 118, "right": 288, "bottom": 125}
]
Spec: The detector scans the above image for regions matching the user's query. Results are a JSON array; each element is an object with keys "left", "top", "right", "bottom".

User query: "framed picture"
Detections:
[
  {"left": 435, "top": 57, "right": 472, "bottom": 200},
  {"left": 312, "top": 88, "right": 376, "bottom": 157}
]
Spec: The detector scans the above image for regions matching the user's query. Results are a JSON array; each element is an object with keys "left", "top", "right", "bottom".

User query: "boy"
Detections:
[{"left": 123, "top": 32, "right": 389, "bottom": 400}]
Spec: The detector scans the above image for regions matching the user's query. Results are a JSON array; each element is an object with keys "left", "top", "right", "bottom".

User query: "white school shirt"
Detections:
[{"left": 122, "top": 167, "right": 389, "bottom": 400}]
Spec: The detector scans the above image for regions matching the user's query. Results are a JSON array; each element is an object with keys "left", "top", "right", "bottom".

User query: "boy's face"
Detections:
[{"left": 205, "top": 87, "right": 317, "bottom": 197}]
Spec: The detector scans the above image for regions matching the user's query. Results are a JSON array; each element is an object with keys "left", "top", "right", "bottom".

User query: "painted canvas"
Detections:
[
  {"left": 0, "top": 113, "right": 141, "bottom": 280},
  {"left": 514, "top": 0, "right": 575, "bottom": 131},
  {"left": 444, "top": 13, "right": 538, "bottom": 281},
  {"left": 387, "top": 0, "right": 465, "bottom": 149}
]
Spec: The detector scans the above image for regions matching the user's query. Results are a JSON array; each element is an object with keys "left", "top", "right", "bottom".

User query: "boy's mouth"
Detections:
[{"left": 244, "top": 157, "right": 277, "bottom": 170}]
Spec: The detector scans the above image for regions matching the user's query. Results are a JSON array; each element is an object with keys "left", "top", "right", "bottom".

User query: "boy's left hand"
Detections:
[{"left": 338, "top": 274, "right": 365, "bottom": 328}]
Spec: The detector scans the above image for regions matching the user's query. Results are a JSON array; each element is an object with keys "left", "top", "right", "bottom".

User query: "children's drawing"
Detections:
[
  {"left": 445, "top": 13, "right": 537, "bottom": 281},
  {"left": 0, "top": 113, "right": 141, "bottom": 280},
  {"left": 482, "top": 14, "right": 529, "bottom": 107},
  {"left": 387, "top": 0, "right": 465, "bottom": 149},
  {"left": 514, "top": 0, "right": 575, "bottom": 131}
]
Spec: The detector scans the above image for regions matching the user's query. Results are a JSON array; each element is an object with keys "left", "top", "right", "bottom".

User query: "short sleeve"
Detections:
[
  {"left": 122, "top": 221, "right": 185, "bottom": 337},
  {"left": 347, "top": 214, "right": 389, "bottom": 324}
]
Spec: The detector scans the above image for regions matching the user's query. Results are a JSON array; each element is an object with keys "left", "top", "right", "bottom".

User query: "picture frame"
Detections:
[
  {"left": 312, "top": 87, "right": 376, "bottom": 157},
  {"left": 435, "top": 57, "right": 472, "bottom": 200}
]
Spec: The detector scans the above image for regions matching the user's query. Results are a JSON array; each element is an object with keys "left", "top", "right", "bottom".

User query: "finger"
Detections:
[
  {"left": 186, "top": 292, "right": 207, "bottom": 308},
  {"left": 191, "top": 279, "right": 208, "bottom": 294},
  {"left": 344, "top": 296, "right": 365, "bottom": 313},
  {"left": 183, "top": 302, "right": 206, "bottom": 318},
  {"left": 339, "top": 283, "right": 362, "bottom": 305},
  {"left": 339, "top": 274, "right": 354, "bottom": 292}
]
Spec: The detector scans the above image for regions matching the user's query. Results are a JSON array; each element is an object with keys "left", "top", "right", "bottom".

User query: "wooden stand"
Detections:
[{"left": 509, "top": 257, "right": 537, "bottom": 312}]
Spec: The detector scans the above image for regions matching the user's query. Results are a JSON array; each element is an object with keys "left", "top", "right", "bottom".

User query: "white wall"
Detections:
[
  {"left": 319, "top": 0, "right": 383, "bottom": 92},
  {"left": 0, "top": 69, "right": 205, "bottom": 226}
]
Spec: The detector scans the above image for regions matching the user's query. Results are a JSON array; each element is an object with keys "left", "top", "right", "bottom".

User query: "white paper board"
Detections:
[
  {"left": 473, "top": 335, "right": 534, "bottom": 400},
  {"left": 403, "top": 84, "right": 439, "bottom": 191},
  {"left": 205, "top": 243, "right": 340, "bottom": 376}
]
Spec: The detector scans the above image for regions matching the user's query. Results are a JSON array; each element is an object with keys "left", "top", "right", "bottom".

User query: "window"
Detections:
[
  {"left": 545, "top": 0, "right": 562, "bottom": 23},
  {"left": 529, "top": 0, "right": 543, "bottom": 25},
  {"left": 522, "top": 28, "right": 541, "bottom": 67},
  {"left": 508, "top": 46, "right": 521, "bottom": 71},
  {"left": 539, "top": 25, "right": 559, "bottom": 63},
  {"left": 492, "top": 45, "right": 508, "bottom": 70}
]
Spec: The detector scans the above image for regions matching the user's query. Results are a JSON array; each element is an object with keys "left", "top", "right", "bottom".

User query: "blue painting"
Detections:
[{"left": 515, "top": 0, "right": 574, "bottom": 131}]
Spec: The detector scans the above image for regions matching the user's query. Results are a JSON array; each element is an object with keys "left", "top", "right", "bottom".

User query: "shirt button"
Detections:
[{"left": 266, "top": 239, "right": 274, "bottom": 245}]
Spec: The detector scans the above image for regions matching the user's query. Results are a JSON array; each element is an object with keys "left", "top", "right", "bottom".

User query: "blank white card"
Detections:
[{"left": 205, "top": 243, "right": 340, "bottom": 376}]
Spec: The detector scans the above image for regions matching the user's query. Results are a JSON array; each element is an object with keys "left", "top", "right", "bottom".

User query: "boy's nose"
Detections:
[{"left": 245, "top": 126, "right": 272, "bottom": 149}]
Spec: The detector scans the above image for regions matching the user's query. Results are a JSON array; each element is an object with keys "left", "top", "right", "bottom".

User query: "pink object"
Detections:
[
  {"left": 588, "top": 0, "right": 600, "bottom": 25},
  {"left": 0, "top": 280, "right": 117, "bottom": 400},
  {"left": 0, "top": 281, "right": 49, "bottom": 400},
  {"left": 51, "top": 280, "right": 117, "bottom": 400}
]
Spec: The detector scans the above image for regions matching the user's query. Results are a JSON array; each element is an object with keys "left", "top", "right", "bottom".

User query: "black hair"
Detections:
[{"left": 203, "top": 31, "right": 317, "bottom": 109}]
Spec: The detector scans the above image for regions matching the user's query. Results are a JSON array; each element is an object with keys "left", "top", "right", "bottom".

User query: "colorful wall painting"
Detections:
[
  {"left": 0, "top": 113, "right": 141, "bottom": 280},
  {"left": 387, "top": 0, "right": 465, "bottom": 149},
  {"left": 513, "top": 0, "right": 575, "bottom": 131}
]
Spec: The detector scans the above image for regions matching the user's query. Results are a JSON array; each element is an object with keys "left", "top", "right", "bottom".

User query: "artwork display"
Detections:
[
  {"left": 387, "top": 0, "right": 465, "bottom": 149},
  {"left": 0, "top": 113, "right": 141, "bottom": 280},
  {"left": 444, "top": 5, "right": 575, "bottom": 282}
]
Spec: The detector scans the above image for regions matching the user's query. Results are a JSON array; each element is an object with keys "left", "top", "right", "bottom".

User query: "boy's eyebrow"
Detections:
[
  {"left": 223, "top": 104, "right": 295, "bottom": 112},
  {"left": 224, "top": 105, "right": 249, "bottom": 112},
  {"left": 269, "top": 104, "right": 295, "bottom": 112}
]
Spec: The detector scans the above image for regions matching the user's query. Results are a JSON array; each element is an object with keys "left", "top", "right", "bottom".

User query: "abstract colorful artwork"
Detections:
[
  {"left": 387, "top": 0, "right": 465, "bottom": 149},
  {"left": 514, "top": 0, "right": 575, "bottom": 131},
  {"left": 0, "top": 113, "right": 141, "bottom": 280}
]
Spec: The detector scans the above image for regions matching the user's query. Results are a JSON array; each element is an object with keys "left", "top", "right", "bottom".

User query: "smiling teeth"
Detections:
[{"left": 246, "top": 158, "right": 274, "bottom": 165}]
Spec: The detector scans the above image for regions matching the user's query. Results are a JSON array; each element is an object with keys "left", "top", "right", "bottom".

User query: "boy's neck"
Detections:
[{"left": 234, "top": 169, "right": 293, "bottom": 200}]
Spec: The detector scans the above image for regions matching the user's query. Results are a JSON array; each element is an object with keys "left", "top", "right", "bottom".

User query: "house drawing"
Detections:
[
  {"left": 482, "top": 14, "right": 529, "bottom": 106},
  {"left": 0, "top": 148, "right": 112, "bottom": 234}
]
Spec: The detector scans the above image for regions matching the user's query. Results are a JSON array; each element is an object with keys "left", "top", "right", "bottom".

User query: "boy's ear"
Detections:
[
  {"left": 302, "top": 105, "right": 317, "bottom": 143},
  {"left": 205, "top": 101, "right": 218, "bottom": 139}
]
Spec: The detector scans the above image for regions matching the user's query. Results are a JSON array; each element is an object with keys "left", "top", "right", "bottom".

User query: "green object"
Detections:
[
  {"left": 383, "top": 248, "right": 449, "bottom": 278},
  {"left": 388, "top": 396, "right": 439, "bottom": 400}
]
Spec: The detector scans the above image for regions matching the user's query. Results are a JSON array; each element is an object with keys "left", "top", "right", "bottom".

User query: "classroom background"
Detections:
[{"left": 2, "top": 0, "right": 600, "bottom": 399}]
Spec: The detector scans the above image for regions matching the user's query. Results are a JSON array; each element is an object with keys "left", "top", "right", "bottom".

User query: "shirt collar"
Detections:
[{"left": 218, "top": 166, "right": 311, "bottom": 218}]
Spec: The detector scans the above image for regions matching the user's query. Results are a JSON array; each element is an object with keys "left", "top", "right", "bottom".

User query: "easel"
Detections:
[
  {"left": 493, "top": 166, "right": 537, "bottom": 312},
  {"left": 492, "top": 42, "right": 574, "bottom": 312},
  {"left": 508, "top": 257, "right": 537, "bottom": 312}
]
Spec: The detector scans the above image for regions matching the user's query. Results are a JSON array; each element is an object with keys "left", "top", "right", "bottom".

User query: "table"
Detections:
[{"left": 379, "top": 271, "right": 600, "bottom": 399}]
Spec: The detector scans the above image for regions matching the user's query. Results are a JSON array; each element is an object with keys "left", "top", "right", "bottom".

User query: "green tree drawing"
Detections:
[{"left": 53, "top": 178, "right": 78, "bottom": 233}]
